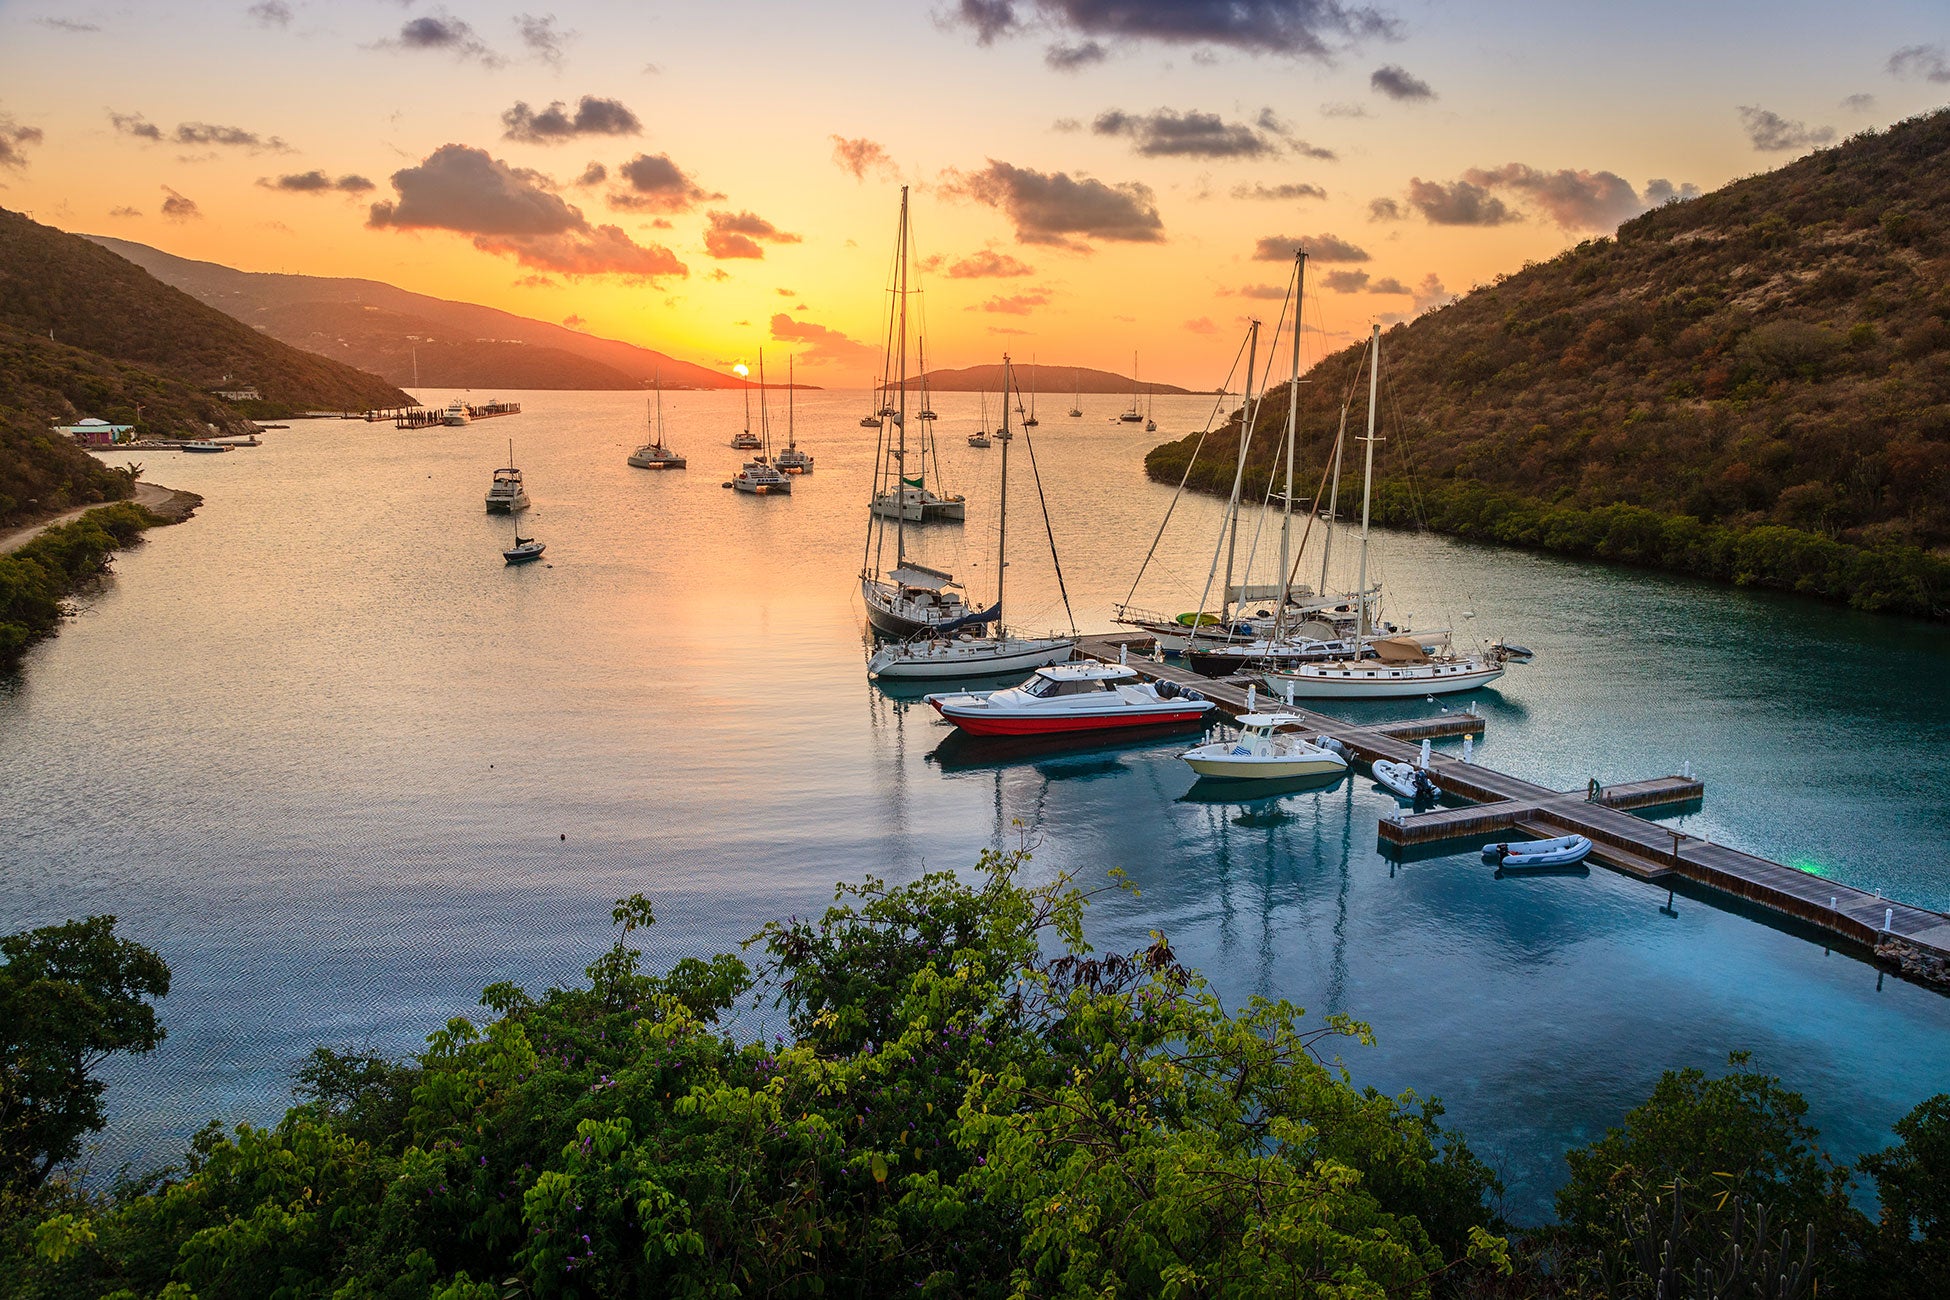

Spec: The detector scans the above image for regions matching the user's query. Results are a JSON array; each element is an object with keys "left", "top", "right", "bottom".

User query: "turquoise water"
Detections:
[{"left": 2, "top": 388, "right": 1946, "bottom": 1220}]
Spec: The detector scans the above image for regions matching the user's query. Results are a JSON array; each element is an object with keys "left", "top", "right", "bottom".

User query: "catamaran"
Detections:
[
  {"left": 628, "top": 376, "right": 685, "bottom": 468},
  {"left": 862, "top": 188, "right": 990, "bottom": 639},
  {"left": 772, "top": 357, "right": 814, "bottom": 473},
  {"left": 731, "top": 351, "right": 791, "bottom": 495},
  {"left": 868, "top": 355, "right": 1075, "bottom": 680}
]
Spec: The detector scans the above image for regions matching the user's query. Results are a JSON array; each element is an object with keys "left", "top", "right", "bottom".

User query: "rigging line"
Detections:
[
  {"left": 1380, "top": 354, "right": 1431, "bottom": 532},
  {"left": 1230, "top": 266, "right": 1299, "bottom": 609},
  {"left": 1118, "top": 331, "right": 1253, "bottom": 608},
  {"left": 1013, "top": 369, "right": 1077, "bottom": 636},
  {"left": 1190, "top": 320, "right": 1263, "bottom": 652}
]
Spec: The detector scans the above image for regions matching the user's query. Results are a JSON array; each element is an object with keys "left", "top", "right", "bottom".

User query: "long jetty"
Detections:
[{"left": 1073, "top": 633, "right": 1950, "bottom": 985}]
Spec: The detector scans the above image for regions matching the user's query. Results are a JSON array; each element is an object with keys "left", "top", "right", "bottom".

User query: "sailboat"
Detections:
[
  {"left": 500, "top": 440, "right": 543, "bottom": 562},
  {"left": 869, "top": 356, "right": 1075, "bottom": 680},
  {"left": 968, "top": 392, "right": 991, "bottom": 449},
  {"left": 869, "top": 301, "right": 964, "bottom": 521},
  {"left": 861, "top": 187, "right": 992, "bottom": 639},
  {"left": 1145, "top": 387, "right": 1156, "bottom": 433},
  {"left": 628, "top": 374, "right": 686, "bottom": 468},
  {"left": 859, "top": 377, "right": 884, "bottom": 429},
  {"left": 731, "top": 351, "right": 791, "bottom": 495},
  {"left": 1120, "top": 353, "right": 1144, "bottom": 422},
  {"left": 773, "top": 357, "right": 814, "bottom": 473},
  {"left": 731, "top": 364, "right": 763, "bottom": 449},
  {"left": 1259, "top": 324, "right": 1509, "bottom": 700},
  {"left": 1068, "top": 368, "right": 1083, "bottom": 418},
  {"left": 1022, "top": 357, "right": 1039, "bottom": 427}
]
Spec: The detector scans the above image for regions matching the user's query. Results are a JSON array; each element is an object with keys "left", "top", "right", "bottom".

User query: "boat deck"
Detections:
[{"left": 1072, "top": 633, "right": 1950, "bottom": 977}]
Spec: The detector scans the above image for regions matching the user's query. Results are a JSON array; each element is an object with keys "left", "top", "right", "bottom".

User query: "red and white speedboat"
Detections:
[{"left": 926, "top": 663, "right": 1215, "bottom": 736}]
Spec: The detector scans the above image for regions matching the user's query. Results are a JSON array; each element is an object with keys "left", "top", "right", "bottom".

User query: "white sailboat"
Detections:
[
  {"left": 862, "top": 187, "right": 991, "bottom": 639},
  {"left": 1022, "top": 355, "right": 1039, "bottom": 427},
  {"left": 1068, "top": 368, "right": 1083, "bottom": 418},
  {"left": 1120, "top": 355, "right": 1144, "bottom": 422},
  {"left": 731, "top": 364, "right": 762, "bottom": 449},
  {"left": 731, "top": 350, "right": 791, "bottom": 495},
  {"left": 868, "top": 355, "right": 1074, "bottom": 680},
  {"left": 628, "top": 374, "right": 686, "bottom": 468},
  {"left": 773, "top": 357, "right": 814, "bottom": 473},
  {"left": 1260, "top": 324, "right": 1508, "bottom": 701}
]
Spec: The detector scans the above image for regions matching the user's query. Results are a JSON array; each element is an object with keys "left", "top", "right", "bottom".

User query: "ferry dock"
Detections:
[{"left": 1073, "top": 633, "right": 1950, "bottom": 983}]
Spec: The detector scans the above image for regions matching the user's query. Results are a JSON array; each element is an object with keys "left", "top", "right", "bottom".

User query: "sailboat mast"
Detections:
[
  {"left": 654, "top": 368, "right": 664, "bottom": 444},
  {"left": 1222, "top": 321, "right": 1259, "bottom": 624},
  {"left": 1320, "top": 403, "right": 1346, "bottom": 597},
  {"left": 895, "top": 185, "right": 910, "bottom": 565},
  {"left": 1355, "top": 323, "right": 1381, "bottom": 645},
  {"left": 997, "top": 355, "right": 1011, "bottom": 628},
  {"left": 1280, "top": 249, "right": 1305, "bottom": 618},
  {"left": 756, "top": 350, "right": 770, "bottom": 457},
  {"left": 787, "top": 355, "right": 795, "bottom": 448}
]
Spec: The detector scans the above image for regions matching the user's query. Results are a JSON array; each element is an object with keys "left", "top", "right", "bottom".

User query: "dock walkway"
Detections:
[{"left": 1073, "top": 633, "right": 1950, "bottom": 975}]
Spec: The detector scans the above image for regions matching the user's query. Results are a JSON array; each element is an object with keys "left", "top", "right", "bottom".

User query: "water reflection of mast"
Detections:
[
  {"left": 1325, "top": 776, "right": 1357, "bottom": 1012},
  {"left": 865, "top": 680, "right": 914, "bottom": 852}
]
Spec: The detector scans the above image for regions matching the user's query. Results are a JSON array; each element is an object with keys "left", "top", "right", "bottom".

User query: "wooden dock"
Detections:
[{"left": 1073, "top": 633, "right": 1950, "bottom": 978}]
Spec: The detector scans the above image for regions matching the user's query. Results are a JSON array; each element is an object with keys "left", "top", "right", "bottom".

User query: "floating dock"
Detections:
[{"left": 1073, "top": 633, "right": 1950, "bottom": 982}]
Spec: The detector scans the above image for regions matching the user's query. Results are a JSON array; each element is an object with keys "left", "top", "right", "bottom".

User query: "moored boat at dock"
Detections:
[
  {"left": 927, "top": 662, "right": 1215, "bottom": 736},
  {"left": 1179, "top": 713, "right": 1350, "bottom": 781}
]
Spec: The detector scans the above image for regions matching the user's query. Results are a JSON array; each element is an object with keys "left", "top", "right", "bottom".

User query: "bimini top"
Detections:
[
  {"left": 1233, "top": 712, "right": 1314, "bottom": 729},
  {"left": 889, "top": 563, "right": 959, "bottom": 590},
  {"left": 1029, "top": 663, "right": 1140, "bottom": 684}
]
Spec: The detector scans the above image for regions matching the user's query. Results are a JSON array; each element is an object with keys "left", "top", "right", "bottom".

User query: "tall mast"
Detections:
[
  {"left": 1222, "top": 321, "right": 1259, "bottom": 625},
  {"left": 1355, "top": 324, "right": 1381, "bottom": 646},
  {"left": 756, "top": 350, "right": 769, "bottom": 458},
  {"left": 654, "top": 368, "right": 664, "bottom": 445},
  {"left": 895, "top": 185, "right": 910, "bottom": 565},
  {"left": 997, "top": 355, "right": 1012, "bottom": 629},
  {"left": 1279, "top": 249, "right": 1305, "bottom": 620},
  {"left": 741, "top": 359, "right": 752, "bottom": 439},
  {"left": 1319, "top": 402, "right": 1346, "bottom": 597},
  {"left": 787, "top": 355, "right": 795, "bottom": 448}
]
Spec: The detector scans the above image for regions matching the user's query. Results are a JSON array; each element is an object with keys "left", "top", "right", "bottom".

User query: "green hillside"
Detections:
[
  {"left": 1, "top": 208, "right": 408, "bottom": 412},
  {"left": 1147, "top": 108, "right": 1950, "bottom": 618}
]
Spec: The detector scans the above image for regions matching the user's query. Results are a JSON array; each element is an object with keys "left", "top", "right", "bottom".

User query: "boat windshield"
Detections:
[{"left": 1021, "top": 675, "right": 1108, "bottom": 698}]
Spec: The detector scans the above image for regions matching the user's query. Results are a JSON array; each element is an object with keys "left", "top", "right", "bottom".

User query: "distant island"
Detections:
[
  {"left": 1147, "top": 107, "right": 1950, "bottom": 620},
  {"left": 83, "top": 235, "right": 749, "bottom": 393},
  {"left": 904, "top": 363, "right": 1197, "bottom": 395}
]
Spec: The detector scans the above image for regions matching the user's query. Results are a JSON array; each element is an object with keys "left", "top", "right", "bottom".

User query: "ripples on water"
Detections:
[{"left": 3, "top": 388, "right": 1947, "bottom": 1218}]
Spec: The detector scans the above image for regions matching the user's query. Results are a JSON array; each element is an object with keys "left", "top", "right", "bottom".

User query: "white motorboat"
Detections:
[
  {"left": 927, "top": 663, "right": 1215, "bottom": 737},
  {"left": 444, "top": 400, "right": 471, "bottom": 427},
  {"left": 1483, "top": 834, "right": 1593, "bottom": 868},
  {"left": 1371, "top": 758, "right": 1440, "bottom": 802},
  {"left": 179, "top": 440, "right": 232, "bottom": 453},
  {"left": 485, "top": 441, "right": 529, "bottom": 513},
  {"left": 869, "top": 355, "right": 1076, "bottom": 680},
  {"left": 628, "top": 379, "right": 686, "bottom": 468},
  {"left": 1180, "top": 713, "right": 1350, "bottom": 781}
]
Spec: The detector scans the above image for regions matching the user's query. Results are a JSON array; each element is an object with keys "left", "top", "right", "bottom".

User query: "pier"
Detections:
[{"left": 1073, "top": 633, "right": 1950, "bottom": 980}]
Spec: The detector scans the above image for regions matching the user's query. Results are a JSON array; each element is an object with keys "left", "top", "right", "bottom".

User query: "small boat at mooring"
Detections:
[
  {"left": 1371, "top": 758, "right": 1439, "bottom": 802},
  {"left": 1482, "top": 834, "right": 1593, "bottom": 868},
  {"left": 927, "top": 663, "right": 1215, "bottom": 737},
  {"left": 1179, "top": 714, "right": 1350, "bottom": 782}
]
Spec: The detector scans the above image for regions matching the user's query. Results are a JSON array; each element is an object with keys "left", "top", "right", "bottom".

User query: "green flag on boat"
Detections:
[{"left": 902, "top": 474, "right": 924, "bottom": 487}]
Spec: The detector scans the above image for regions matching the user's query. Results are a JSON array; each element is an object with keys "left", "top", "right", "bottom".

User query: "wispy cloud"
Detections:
[
  {"left": 969, "top": 291, "right": 1051, "bottom": 314},
  {"left": 0, "top": 116, "right": 44, "bottom": 172},
  {"left": 247, "top": 2, "right": 292, "bottom": 28},
  {"left": 1370, "top": 64, "right": 1434, "bottom": 101},
  {"left": 501, "top": 96, "right": 641, "bottom": 143},
  {"left": 1252, "top": 231, "right": 1368, "bottom": 262},
  {"left": 258, "top": 170, "right": 375, "bottom": 194},
  {"left": 609, "top": 152, "right": 719, "bottom": 213},
  {"left": 1093, "top": 106, "right": 1329, "bottom": 160},
  {"left": 947, "top": 0, "right": 1399, "bottom": 60},
  {"left": 831, "top": 135, "right": 898, "bottom": 181},
  {"left": 111, "top": 112, "right": 290, "bottom": 152},
  {"left": 943, "top": 159, "right": 1163, "bottom": 250},
  {"left": 770, "top": 313, "right": 876, "bottom": 368},
  {"left": 704, "top": 209, "right": 802, "bottom": 260},
  {"left": 943, "top": 250, "right": 1036, "bottom": 278},
  {"left": 515, "top": 13, "right": 572, "bottom": 64},
  {"left": 1737, "top": 105, "right": 1834, "bottom": 152},
  {"left": 1231, "top": 181, "right": 1327, "bottom": 201},
  {"left": 382, "top": 12, "right": 501, "bottom": 67},
  {"left": 1887, "top": 43, "right": 1950, "bottom": 83},
  {"left": 1046, "top": 41, "right": 1107, "bottom": 71},
  {"left": 160, "top": 186, "right": 201, "bottom": 220}
]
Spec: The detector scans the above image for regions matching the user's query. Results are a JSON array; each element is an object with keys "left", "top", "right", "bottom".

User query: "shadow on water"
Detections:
[
  {"left": 926, "top": 723, "right": 1202, "bottom": 774},
  {"left": 1178, "top": 770, "right": 1350, "bottom": 809}
]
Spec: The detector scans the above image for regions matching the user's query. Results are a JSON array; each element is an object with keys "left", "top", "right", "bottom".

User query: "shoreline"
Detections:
[{"left": 0, "top": 481, "right": 200, "bottom": 556}]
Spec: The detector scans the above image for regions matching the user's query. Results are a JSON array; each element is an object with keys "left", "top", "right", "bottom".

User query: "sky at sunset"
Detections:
[{"left": 2, "top": 0, "right": 1947, "bottom": 386}]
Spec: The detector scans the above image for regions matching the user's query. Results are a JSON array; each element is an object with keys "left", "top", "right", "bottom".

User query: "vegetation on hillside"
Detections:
[
  {"left": 0, "top": 501, "right": 167, "bottom": 669},
  {"left": 1147, "top": 108, "right": 1950, "bottom": 618},
  {"left": 1, "top": 208, "right": 407, "bottom": 412},
  {"left": 3, "top": 855, "right": 1947, "bottom": 1297},
  {"left": 0, "top": 408, "right": 130, "bottom": 531}
]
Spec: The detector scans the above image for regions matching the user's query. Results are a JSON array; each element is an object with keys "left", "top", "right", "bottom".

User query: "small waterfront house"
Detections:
[{"left": 54, "top": 417, "right": 135, "bottom": 445}]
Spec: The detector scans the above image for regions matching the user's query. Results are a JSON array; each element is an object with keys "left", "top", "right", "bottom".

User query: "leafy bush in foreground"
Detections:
[{"left": 0, "top": 500, "right": 163, "bottom": 670}]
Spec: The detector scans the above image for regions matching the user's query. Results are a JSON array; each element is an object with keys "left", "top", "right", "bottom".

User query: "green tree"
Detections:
[
  {"left": 1852, "top": 1093, "right": 1950, "bottom": 1297},
  {"left": 0, "top": 918, "right": 170, "bottom": 1194}
]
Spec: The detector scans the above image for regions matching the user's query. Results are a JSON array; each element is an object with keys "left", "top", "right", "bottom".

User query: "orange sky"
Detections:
[{"left": 2, "top": 0, "right": 1946, "bottom": 385}]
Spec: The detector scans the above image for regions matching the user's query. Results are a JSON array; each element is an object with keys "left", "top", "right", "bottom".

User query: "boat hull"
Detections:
[
  {"left": 1182, "top": 752, "right": 1347, "bottom": 780},
  {"left": 868, "top": 637, "right": 1074, "bottom": 681},
  {"left": 929, "top": 702, "right": 1212, "bottom": 736},
  {"left": 503, "top": 545, "right": 544, "bottom": 565},
  {"left": 485, "top": 494, "right": 530, "bottom": 513},
  {"left": 1261, "top": 661, "right": 1504, "bottom": 700}
]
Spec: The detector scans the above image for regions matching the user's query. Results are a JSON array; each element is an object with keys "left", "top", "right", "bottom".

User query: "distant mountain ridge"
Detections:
[
  {"left": 1145, "top": 108, "right": 1950, "bottom": 618},
  {"left": 84, "top": 236, "right": 748, "bottom": 392},
  {"left": 906, "top": 364, "right": 1194, "bottom": 396}
]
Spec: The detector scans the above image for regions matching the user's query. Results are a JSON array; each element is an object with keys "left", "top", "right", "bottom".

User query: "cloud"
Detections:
[
  {"left": 948, "top": 0, "right": 1399, "bottom": 59},
  {"left": 1369, "top": 276, "right": 1410, "bottom": 294},
  {"left": 575, "top": 161, "right": 607, "bottom": 186},
  {"left": 512, "top": 273, "right": 558, "bottom": 288},
  {"left": 1231, "top": 181, "right": 1327, "bottom": 201},
  {"left": 831, "top": 135, "right": 897, "bottom": 180},
  {"left": 369, "top": 144, "right": 685, "bottom": 279},
  {"left": 258, "top": 170, "right": 375, "bottom": 194},
  {"left": 1092, "top": 106, "right": 1301, "bottom": 159},
  {"left": 970, "top": 291, "right": 1051, "bottom": 314},
  {"left": 160, "top": 187, "right": 201, "bottom": 221},
  {"left": 1185, "top": 316, "right": 1218, "bottom": 334},
  {"left": 609, "top": 152, "right": 719, "bottom": 212},
  {"left": 1370, "top": 64, "right": 1434, "bottom": 101},
  {"left": 704, "top": 209, "right": 802, "bottom": 260},
  {"left": 989, "top": 326, "right": 1029, "bottom": 335},
  {"left": 1322, "top": 268, "right": 1369, "bottom": 291},
  {"left": 944, "top": 159, "right": 1163, "bottom": 248},
  {"left": 247, "top": 2, "right": 292, "bottom": 27},
  {"left": 0, "top": 117, "right": 43, "bottom": 171},
  {"left": 1839, "top": 92, "right": 1877, "bottom": 112},
  {"left": 1046, "top": 40, "right": 1107, "bottom": 70},
  {"left": 1642, "top": 177, "right": 1701, "bottom": 206},
  {"left": 1404, "top": 177, "right": 1516, "bottom": 225},
  {"left": 1461, "top": 163, "right": 1642, "bottom": 231},
  {"left": 1367, "top": 196, "right": 1405, "bottom": 221},
  {"left": 111, "top": 112, "right": 290, "bottom": 151},
  {"left": 37, "top": 17, "right": 100, "bottom": 32},
  {"left": 1887, "top": 44, "right": 1950, "bottom": 83},
  {"left": 386, "top": 12, "right": 500, "bottom": 66},
  {"left": 1737, "top": 105, "right": 1834, "bottom": 153},
  {"left": 1232, "top": 284, "right": 1289, "bottom": 299},
  {"left": 944, "top": 249, "right": 1036, "bottom": 278},
  {"left": 501, "top": 96, "right": 642, "bottom": 143},
  {"left": 515, "top": 13, "right": 571, "bottom": 63},
  {"left": 770, "top": 313, "right": 876, "bottom": 368},
  {"left": 1252, "top": 231, "right": 1368, "bottom": 261},
  {"left": 1321, "top": 100, "right": 1369, "bottom": 118},
  {"left": 1411, "top": 273, "right": 1452, "bottom": 313},
  {"left": 108, "top": 206, "right": 142, "bottom": 218},
  {"left": 562, "top": 313, "right": 587, "bottom": 328}
]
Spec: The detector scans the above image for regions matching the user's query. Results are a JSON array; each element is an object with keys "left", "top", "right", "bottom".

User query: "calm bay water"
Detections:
[{"left": 3, "top": 387, "right": 1948, "bottom": 1220}]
